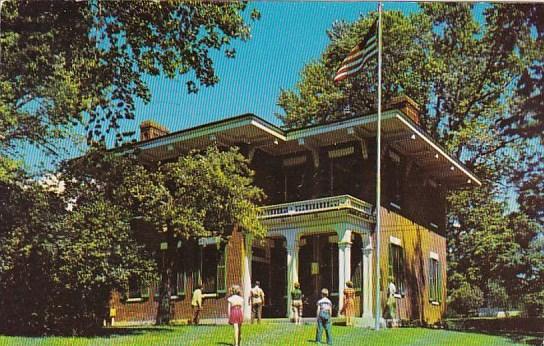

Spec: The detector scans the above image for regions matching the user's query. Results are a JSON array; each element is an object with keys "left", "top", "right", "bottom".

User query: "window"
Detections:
[
  {"left": 171, "top": 254, "right": 186, "bottom": 298},
  {"left": 328, "top": 146, "right": 361, "bottom": 197},
  {"left": 127, "top": 276, "right": 149, "bottom": 301},
  {"left": 429, "top": 256, "right": 442, "bottom": 303},
  {"left": 388, "top": 243, "right": 405, "bottom": 296},
  {"left": 198, "top": 243, "right": 227, "bottom": 295}
]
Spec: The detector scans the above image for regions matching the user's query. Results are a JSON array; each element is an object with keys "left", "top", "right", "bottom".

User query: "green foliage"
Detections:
[
  {"left": 278, "top": 10, "right": 432, "bottom": 129},
  {"left": 0, "top": 180, "right": 155, "bottom": 335},
  {"left": 0, "top": 0, "right": 258, "bottom": 155},
  {"left": 486, "top": 280, "right": 509, "bottom": 310},
  {"left": 448, "top": 282, "right": 484, "bottom": 317},
  {"left": 522, "top": 290, "right": 544, "bottom": 317},
  {"left": 60, "top": 146, "right": 265, "bottom": 325}
]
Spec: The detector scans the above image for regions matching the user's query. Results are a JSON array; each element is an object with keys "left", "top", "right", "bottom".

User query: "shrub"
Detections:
[
  {"left": 448, "top": 283, "right": 484, "bottom": 317},
  {"left": 523, "top": 291, "right": 544, "bottom": 317}
]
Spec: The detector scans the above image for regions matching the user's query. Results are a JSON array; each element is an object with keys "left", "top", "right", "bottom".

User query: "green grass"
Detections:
[{"left": 0, "top": 323, "right": 538, "bottom": 346}]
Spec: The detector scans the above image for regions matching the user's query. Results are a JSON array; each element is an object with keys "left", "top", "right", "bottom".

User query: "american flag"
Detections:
[{"left": 334, "top": 20, "right": 378, "bottom": 83}]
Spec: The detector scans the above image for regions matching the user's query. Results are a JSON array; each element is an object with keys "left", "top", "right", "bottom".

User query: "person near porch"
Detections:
[
  {"left": 291, "top": 282, "right": 304, "bottom": 325},
  {"left": 228, "top": 285, "right": 244, "bottom": 346},
  {"left": 386, "top": 281, "right": 398, "bottom": 328},
  {"left": 341, "top": 280, "right": 356, "bottom": 326},
  {"left": 315, "top": 288, "right": 333, "bottom": 345},
  {"left": 249, "top": 281, "right": 265, "bottom": 324},
  {"left": 191, "top": 283, "right": 203, "bottom": 325}
]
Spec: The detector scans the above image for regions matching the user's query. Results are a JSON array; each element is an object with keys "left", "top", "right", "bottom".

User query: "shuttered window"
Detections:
[
  {"left": 126, "top": 276, "right": 149, "bottom": 301},
  {"left": 388, "top": 243, "right": 405, "bottom": 295},
  {"left": 429, "top": 257, "right": 442, "bottom": 303},
  {"left": 198, "top": 243, "right": 227, "bottom": 295}
]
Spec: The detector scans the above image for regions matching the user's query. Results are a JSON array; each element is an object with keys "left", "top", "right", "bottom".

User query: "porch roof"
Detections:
[{"left": 122, "top": 110, "right": 481, "bottom": 187}]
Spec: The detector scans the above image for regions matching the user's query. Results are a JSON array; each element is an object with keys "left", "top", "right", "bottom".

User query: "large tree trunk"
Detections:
[{"left": 156, "top": 235, "right": 174, "bottom": 325}]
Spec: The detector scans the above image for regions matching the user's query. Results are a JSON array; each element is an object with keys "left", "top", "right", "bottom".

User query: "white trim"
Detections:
[
  {"left": 430, "top": 223, "right": 438, "bottom": 229},
  {"left": 202, "top": 293, "right": 219, "bottom": 298},
  {"left": 286, "top": 110, "right": 398, "bottom": 139},
  {"left": 389, "top": 202, "right": 401, "bottom": 210},
  {"left": 126, "top": 298, "right": 144, "bottom": 303},
  {"left": 430, "top": 251, "right": 439, "bottom": 260},
  {"left": 431, "top": 301, "right": 440, "bottom": 306},
  {"left": 389, "top": 236, "right": 402, "bottom": 246},
  {"left": 250, "top": 119, "right": 287, "bottom": 142},
  {"left": 394, "top": 114, "right": 482, "bottom": 186}
]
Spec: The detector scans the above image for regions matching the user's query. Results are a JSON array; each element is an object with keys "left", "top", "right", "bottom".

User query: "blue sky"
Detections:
[
  {"left": 24, "top": 2, "right": 426, "bottom": 173},
  {"left": 132, "top": 2, "right": 420, "bottom": 130}
]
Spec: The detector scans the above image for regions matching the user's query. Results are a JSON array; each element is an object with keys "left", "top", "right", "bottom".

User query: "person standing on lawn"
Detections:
[
  {"left": 228, "top": 285, "right": 244, "bottom": 346},
  {"left": 191, "top": 283, "right": 203, "bottom": 325},
  {"left": 341, "top": 281, "right": 356, "bottom": 326},
  {"left": 249, "top": 281, "right": 265, "bottom": 324},
  {"left": 291, "top": 282, "right": 304, "bottom": 325},
  {"left": 315, "top": 288, "right": 333, "bottom": 345}
]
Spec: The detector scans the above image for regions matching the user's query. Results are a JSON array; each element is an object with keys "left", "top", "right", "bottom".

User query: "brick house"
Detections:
[{"left": 109, "top": 96, "right": 480, "bottom": 326}]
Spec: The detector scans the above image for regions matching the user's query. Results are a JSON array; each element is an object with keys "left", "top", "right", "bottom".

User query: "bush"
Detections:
[
  {"left": 448, "top": 283, "right": 484, "bottom": 317},
  {"left": 0, "top": 187, "right": 156, "bottom": 335},
  {"left": 523, "top": 291, "right": 544, "bottom": 317}
]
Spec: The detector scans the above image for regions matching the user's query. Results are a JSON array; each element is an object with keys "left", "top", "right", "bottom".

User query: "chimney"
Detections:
[
  {"left": 139, "top": 120, "right": 169, "bottom": 141},
  {"left": 387, "top": 95, "right": 421, "bottom": 125}
]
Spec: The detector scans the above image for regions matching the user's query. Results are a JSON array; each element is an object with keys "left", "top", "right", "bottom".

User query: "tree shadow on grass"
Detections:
[
  {"left": 448, "top": 328, "right": 544, "bottom": 345},
  {"left": 95, "top": 326, "right": 177, "bottom": 338},
  {"left": 0, "top": 326, "right": 177, "bottom": 339}
]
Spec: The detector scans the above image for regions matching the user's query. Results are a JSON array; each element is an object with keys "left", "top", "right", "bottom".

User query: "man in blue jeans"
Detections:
[{"left": 316, "top": 288, "right": 333, "bottom": 345}]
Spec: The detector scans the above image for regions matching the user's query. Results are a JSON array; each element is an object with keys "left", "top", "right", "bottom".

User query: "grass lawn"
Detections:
[{"left": 0, "top": 323, "right": 539, "bottom": 346}]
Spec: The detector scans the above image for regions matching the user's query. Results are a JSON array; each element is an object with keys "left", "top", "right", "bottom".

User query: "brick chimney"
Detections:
[
  {"left": 386, "top": 95, "right": 421, "bottom": 125},
  {"left": 139, "top": 120, "right": 169, "bottom": 141}
]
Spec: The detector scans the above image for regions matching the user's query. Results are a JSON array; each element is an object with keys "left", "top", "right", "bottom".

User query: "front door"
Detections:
[
  {"left": 253, "top": 238, "right": 287, "bottom": 318},
  {"left": 298, "top": 234, "right": 339, "bottom": 317}
]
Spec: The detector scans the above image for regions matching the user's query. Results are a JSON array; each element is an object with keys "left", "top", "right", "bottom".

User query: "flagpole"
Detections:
[{"left": 374, "top": 1, "right": 383, "bottom": 331}]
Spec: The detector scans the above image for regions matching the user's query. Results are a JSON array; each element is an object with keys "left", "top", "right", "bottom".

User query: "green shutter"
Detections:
[
  {"left": 388, "top": 243, "right": 394, "bottom": 285},
  {"left": 176, "top": 272, "right": 186, "bottom": 296},
  {"left": 140, "top": 285, "right": 150, "bottom": 299},
  {"left": 428, "top": 258, "right": 435, "bottom": 301},
  {"left": 216, "top": 247, "right": 227, "bottom": 294},
  {"left": 437, "top": 260, "right": 443, "bottom": 303},
  {"left": 399, "top": 246, "right": 405, "bottom": 295}
]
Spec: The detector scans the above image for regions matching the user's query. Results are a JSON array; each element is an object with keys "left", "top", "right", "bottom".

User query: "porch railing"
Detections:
[{"left": 259, "top": 195, "right": 375, "bottom": 221}]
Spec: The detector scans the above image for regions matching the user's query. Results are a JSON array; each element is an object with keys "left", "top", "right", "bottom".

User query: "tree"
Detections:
[
  {"left": 59, "top": 146, "right": 266, "bottom": 325},
  {"left": 0, "top": 0, "right": 259, "bottom": 165},
  {"left": 277, "top": 10, "right": 432, "bottom": 129},
  {"left": 0, "top": 176, "right": 155, "bottom": 335},
  {"left": 484, "top": 4, "right": 544, "bottom": 226},
  {"left": 118, "top": 147, "right": 266, "bottom": 324}
]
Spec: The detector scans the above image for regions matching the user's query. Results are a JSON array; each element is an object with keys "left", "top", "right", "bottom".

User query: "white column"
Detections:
[
  {"left": 285, "top": 231, "right": 299, "bottom": 319},
  {"left": 242, "top": 234, "right": 253, "bottom": 321},
  {"left": 361, "top": 234, "right": 374, "bottom": 324},
  {"left": 337, "top": 228, "right": 352, "bottom": 314}
]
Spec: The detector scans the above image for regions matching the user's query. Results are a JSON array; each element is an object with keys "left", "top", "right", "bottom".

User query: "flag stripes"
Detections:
[{"left": 334, "top": 20, "right": 378, "bottom": 83}]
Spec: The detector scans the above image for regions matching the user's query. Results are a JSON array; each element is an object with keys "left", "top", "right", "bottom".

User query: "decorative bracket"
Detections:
[
  {"left": 298, "top": 138, "right": 320, "bottom": 168},
  {"left": 347, "top": 127, "right": 369, "bottom": 159}
]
